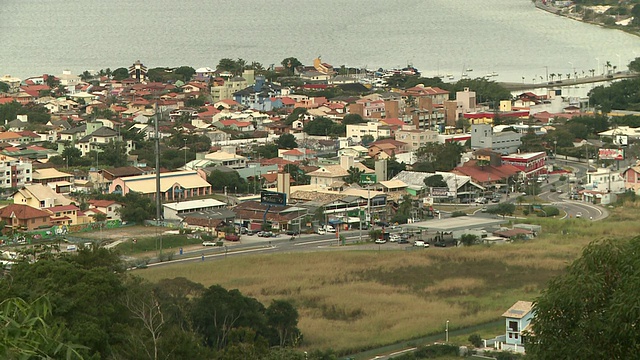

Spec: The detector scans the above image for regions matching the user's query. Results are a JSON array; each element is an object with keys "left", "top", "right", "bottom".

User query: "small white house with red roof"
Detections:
[
  {"left": 278, "top": 148, "right": 316, "bottom": 162},
  {"left": 88, "top": 199, "right": 122, "bottom": 220}
]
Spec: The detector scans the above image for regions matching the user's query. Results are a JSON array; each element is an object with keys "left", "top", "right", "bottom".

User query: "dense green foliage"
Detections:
[
  {"left": 303, "top": 117, "right": 345, "bottom": 137},
  {"left": 529, "top": 237, "right": 640, "bottom": 359},
  {"left": 0, "top": 250, "right": 303, "bottom": 360},
  {"left": 277, "top": 133, "right": 298, "bottom": 149},
  {"left": 413, "top": 142, "right": 464, "bottom": 172}
]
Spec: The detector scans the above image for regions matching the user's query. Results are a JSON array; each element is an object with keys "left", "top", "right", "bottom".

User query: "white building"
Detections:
[
  {"left": 163, "top": 198, "right": 227, "bottom": 221},
  {"left": 0, "top": 157, "right": 32, "bottom": 189},
  {"left": 346, "top": 122, "right": 391, "bottom": 142}
]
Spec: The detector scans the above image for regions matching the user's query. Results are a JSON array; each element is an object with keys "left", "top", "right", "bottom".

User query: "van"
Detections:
[{"left": 66, "top": 245, "right": 77, "bottom": 252}]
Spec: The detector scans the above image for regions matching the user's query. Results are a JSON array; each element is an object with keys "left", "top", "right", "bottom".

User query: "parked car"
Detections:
[
  {"left": 286, "top": 230, "right": 300, "bottom": 236},
  {"left": 389, "top": 234, "right": 400, "bottom": 242},
  {"left": 398, "top": 239, "right": 409, "bottom": 244},
  {"left": 576, "top": 212, "right": 582, "bottom": 218},
  {"left": 202, "top": 241, "right": 216, "bottom": 246},
  {"left": 375, "top": 238, "right": 387, "bottom": 244},
  {"left": 556, "top": 189, "right": 563, "bottom": 194},
  {"left": 413, "top": 240, "right": 425, "bottom": 247},
  {"left": 317, "top": 228, "right": 326, "bottom": 235},
  {"left": 225, "top": 233, "right": 240, "bottom": 242},
  {"left": 491, "top": 198, "right": 500, "bottom": 203},
  {"left": 434, "top": 242, "right": 447, "bottom": 247},
  {"left": 256, "top": 231, "right": 265, "bottom": 237}
]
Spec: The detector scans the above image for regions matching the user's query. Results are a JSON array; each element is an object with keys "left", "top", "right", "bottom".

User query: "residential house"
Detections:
[
  {"left": 367, "top": 139, "right": 408, "bottom": 159},
  {"left": 279, "top": 148, "right": 316, "bottom": 162},
  {"left": 500, "top": 301, "right": 534, "bottom": 353},
  {"left": 307, "top": 156, "right": 374, "bottom": 187},
  {"left": 75, "top": 123, "right": 134, "bottom": 157},
  {"left": 338, "top": 146, "right": 368, "bottom": 158},
  {"left": 0, "top": 204, "right": 51, "bottom": 231},
  {"left": 87, "top": 199, "right": 122, "bottom": 220},
  {"left": 59, "top": 125, "right": 87, "bottom": 143},
  {"left": 395, "top": 128, "right": 438, "bottom": 152},
  {"left": 346, "top": 122, "right": 392, "bottom": 142},
  {"left": 204, "top": 150, "right": 247, "bottom": 169},
  {"left": 233, "top": 77, "right": 283, "bottom": 111},
  {"left": 45, "top": 204, "right": 80, "bottom": 225},
  {"left": 108, "top": 170, "right": 212, "bottom": 201},
  {"left": 211, "top": 70, "right": 255, "bottom": 102},
  {"left": 12, "top": 184, "right": 72, "bottom": 208},
  {"left": 32, "top": 168, "right": 74, "bottom": 193}
]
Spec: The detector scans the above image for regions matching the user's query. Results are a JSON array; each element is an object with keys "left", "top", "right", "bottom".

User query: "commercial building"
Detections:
[
  {"left": 394, "top": 128, "right": 438, "bottom": 152},
  {"left": 501, "top": 152, "right": 547, "bottom": 178},
  {"left": 470, "top": 124, "right": 522, "bottom": 155},
  {"left": 109, "top": 170, "right": 212, "bottom": 201},
  {"left": 163, "top": 198, "right": 227, "bottom": 221}
]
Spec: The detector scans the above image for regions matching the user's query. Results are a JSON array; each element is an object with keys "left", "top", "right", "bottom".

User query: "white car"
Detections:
[
  {"left": 389, "top": 234, "right": 400, "bottom": 242},
  {"left": 325, "top": 225, "right": 336, "bottom": 233},
  {"left": 576, "top": 212, "right": 582, "bottom": 218},
  {"left": 413, "top": 240, "right": 425, "bottom": 247},
  {"left": 317, "top": 228, "right": 326, "bottom": 235},
  {"left": 202, "top": 241, "right": 216, "bottom": 246},
  {"left": 375, "top": 238, "right": 387, "bottom": 244}
]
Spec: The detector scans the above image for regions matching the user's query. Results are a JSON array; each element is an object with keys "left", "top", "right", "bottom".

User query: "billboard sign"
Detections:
[
  {"left": 430, "top": 187, "right": 449, "bottom": 197},
  {"left": 614, "top": 135, "right": 628, "bottom": 146},
  {"left": 260, "top": 190, "right": 287, "bottom": 206},
  {"left": 598, "top": 148, "right": 624, "bottom": 160},
  {"left": 360, "top": 173, "right": 377, "bottom": 185}
]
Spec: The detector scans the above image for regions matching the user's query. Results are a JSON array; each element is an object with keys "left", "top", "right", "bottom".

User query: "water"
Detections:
[{"left": 1, "top": 0, "right": 639, "bottom": 83}]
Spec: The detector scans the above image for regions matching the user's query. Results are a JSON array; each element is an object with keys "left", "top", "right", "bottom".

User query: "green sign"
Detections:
[{"left": 360, "top": 174, "right": 377, "bottom": 185}]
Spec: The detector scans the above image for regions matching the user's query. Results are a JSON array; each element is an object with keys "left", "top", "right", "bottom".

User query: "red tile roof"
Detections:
[
  {"left": 0, "top": 204, "right": 51, "bottom": 220},
  {"left": 45, "top": 205, "right": 79, "bottom": 212},
  {"left": 88, "top": 199, "right": 118, "bottom": 208}
]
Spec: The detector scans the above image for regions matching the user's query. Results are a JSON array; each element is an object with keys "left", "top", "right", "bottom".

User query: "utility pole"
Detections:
[{"left": 154, "top": 102, "right": 163, "bottom": 255}]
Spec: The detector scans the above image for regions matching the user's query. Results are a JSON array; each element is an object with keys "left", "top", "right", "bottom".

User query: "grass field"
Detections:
[{"left": 138, "top": 202, "right": 640, "bottom": 355}]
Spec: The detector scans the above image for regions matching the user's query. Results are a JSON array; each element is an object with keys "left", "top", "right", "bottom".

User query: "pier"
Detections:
[{"left": 499, "top": 71, "right": 639, "bottom": 92}]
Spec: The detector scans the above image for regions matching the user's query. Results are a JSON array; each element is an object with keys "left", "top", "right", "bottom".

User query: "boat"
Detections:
[
  {"left": 447, "top": 73, "right": 454, "bottom": 80},
  {"left": 491, "top": 71, "right": 498, "bottom": 77},
  {"left": 466, "top": 68, "right": 473, "bottom": 72}
]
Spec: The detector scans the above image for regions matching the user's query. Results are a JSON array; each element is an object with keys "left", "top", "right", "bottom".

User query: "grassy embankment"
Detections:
[{"left": 138, "top": 202, "right": 640, "bottom": 355}]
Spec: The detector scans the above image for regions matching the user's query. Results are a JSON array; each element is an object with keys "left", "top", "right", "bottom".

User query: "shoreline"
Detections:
[{"left": 532, "top": 0, "right": 640, "bottom": 38}]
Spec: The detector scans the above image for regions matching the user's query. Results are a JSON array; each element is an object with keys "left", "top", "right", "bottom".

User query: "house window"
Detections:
[
  {"left": 31, "top": 219, "right": 35, "bottom": 224},
  {"left": 514, "top": 334, "right": 518, "bottom": 339},
  {"left": 508, "top": 321, "right": 518, "bottom": 332},
  {"left": 509, "top": 333, "right": 513, "bottom": 338}
]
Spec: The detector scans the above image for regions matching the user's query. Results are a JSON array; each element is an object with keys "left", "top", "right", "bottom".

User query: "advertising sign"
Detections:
[
  {"left": 260, "top": 190, "right": 287, "bottom": 206},
  {"left": 614, "top": 135, "right": 628, "bottom": 146},
  {"left": 598, "top": 148, "right": 624, "bottom": 160},
  {"left": 423, "top": 197, "right": 434, "bottom": 206},
  {"left": 430, "top": 187, "right": 449, "bottom": 197},
  {"left": 360, "top": 173, "right": 377, "bottom": 185}
]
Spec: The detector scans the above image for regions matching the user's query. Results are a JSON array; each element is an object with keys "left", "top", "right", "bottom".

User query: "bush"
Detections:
[
  {"left": 468, "top": 333, "right": 483, "bottom": 348},
  {"left": 559, "top": 175, "right": 567, "bottom": 181},
  {"left": 451, "top": 211, "right": 467, "bottom": 218},
  {"left": 413, "top": 344, "right": 458, "bottom": 358}
]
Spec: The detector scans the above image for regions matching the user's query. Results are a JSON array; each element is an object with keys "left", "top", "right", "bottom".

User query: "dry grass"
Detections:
[{"left": 139, "top": 204, "right": 640, "bottom": 354}]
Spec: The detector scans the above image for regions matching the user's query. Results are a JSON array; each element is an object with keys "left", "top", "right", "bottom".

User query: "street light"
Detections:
[{"left": 446, "top": 320, "right": 449, "bottom": 343}]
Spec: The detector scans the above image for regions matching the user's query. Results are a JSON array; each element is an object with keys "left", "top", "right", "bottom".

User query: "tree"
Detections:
[
  {"left": 342, "top": 114, "right": 366, "bottom": 125},
  {"left": 281, "top": 57, "right": 302, "bottom": 75},
  {"left": 207, "top": 170, "right": 248, "bottom": 193},
  {"left": 392, "top": 194, "right": 413, "bottom": 225},
  {"left": 174, "top": 66, "right": 196, "bottom": 82},
  {"left": 284, "top": 164, "right": 310, "bottom": 185},
  {"left": 361, "top": 134, "right": 374, "bottom": 146},
  {"left": 254, "top": 143, "right": 278, "bottom": 159},
  {"left": 528, "top": 237, "right": 640, "bottom": 359},
  {"left": 344, "top": 166, "right": 363, "bottom": 185},
  {"left": 265, "top": 300, "right": 301, "bottom": 347},
  {"left": 276, "top": 134, "right": 298, "bottom": 149},
  {"left": 99, "top": 140, "right": 128, "bottom": 168},
  {"left": 424, "top": 174, "right": 448, "bottom": 188},
  {"left": 61, "top": 146, "right": 83, "bottom": 167},
  {"left": 304, "top": 117, "right": 345, "bottom": 137},
  {"left": 414, "top": 142, "right": 463, "bottom": 172},
  {"left": 79, "top": 70, "right": 93, "bottom": 82},
  {"left": 486, "top": 203, "right": 516, "bottom": 218},
  {"left": 284, "top": 107, "right": 307, "bottom": 125},
  {"left": 0, "top": 296, "right": 86, "bottom": 359},
  {"left": 112, "top": 67, "right": 129, "bottom": 81},
  {"left": 0, "top": 82, "right": 9, "bottom": 93}
]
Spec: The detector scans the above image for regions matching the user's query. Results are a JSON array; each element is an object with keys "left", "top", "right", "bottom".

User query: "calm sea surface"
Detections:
[{"left": 1, "top": 0, "right": 640, "bottom": 84}]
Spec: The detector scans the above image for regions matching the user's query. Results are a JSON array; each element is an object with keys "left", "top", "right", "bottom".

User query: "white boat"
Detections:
[{"left": 466, "top": 68, "right": 473, "bottom": 72}]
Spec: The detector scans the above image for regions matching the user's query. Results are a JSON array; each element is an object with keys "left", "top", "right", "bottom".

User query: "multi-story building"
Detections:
[
  {"left": 211, "top": 70, "right": 255, "bottom": 102},
  {"left": 0, "top": 157, "right": 32, "bottom": 189},
  {"left": 394, "top": 128, "right": 438, "bottom": 151},
  {"left": 470, "top": 124, "right": 522, "bottom": 155},
  {"left": 346, "top": 122, "right": 392, "bottom": 142},
  {"left": 501, "top": 152, "right": 547, "bottom": 179}
]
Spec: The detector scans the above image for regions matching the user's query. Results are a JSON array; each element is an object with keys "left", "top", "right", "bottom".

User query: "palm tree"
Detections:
[
  {"left": 589, "top": 69, "right": 595, "bottom": 77},
  {"left": 558, "top": 73, "right": 563, "bottom": 81},
  {"left": 549, "top": 73, "right": 556, "bottom": 81},
  {"left": 79, "top": 70, "right": 92, "bottom": 82}
]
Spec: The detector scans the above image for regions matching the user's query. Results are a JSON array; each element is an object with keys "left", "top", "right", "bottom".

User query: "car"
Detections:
[
  {"left": 202, "top": 241, "right": 216, "bottom": 246},
  {"left": 474, "top": 197, "right": 487, "bottom": 204},
  {"left": 286, "top": 230, "right": 300, "bottom": 236},
  {"left": 480, "top": 207, "right": 488, "bottom": 212},
  {"left": 434, "top": 242, "right": 447, "bottom": 247},
  {"left": 491, "top": 198, "right": 500, "bottom": 203},
  {"left": 256, "top": 231, "right": 265, "bottom": 237},
  {"left": 398, "top": 239, "right": 409, "bottom": 244},
  {"left": 375, "top": 238, "right": 387, "bottom": 244},
  {"left": 225, "top": 233, "right": 240, "bottom": 241},
  {"left": 389, "top": 234, "right": 400, "bottom": 242},
  {"left": 550, "top": 188, "right": 556, "bottom": 192},
  {"left": 556, "top": 189, "right": 563, "bottom": 194},
  {"left": 576, "top": 212, "right": 582, "bottom": 218},
  {"left": 413, "top": 240, "right": 425, "bottom": 247},
  {"left": 317, "top": 228, "right": 326, "bottom": 235}
]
